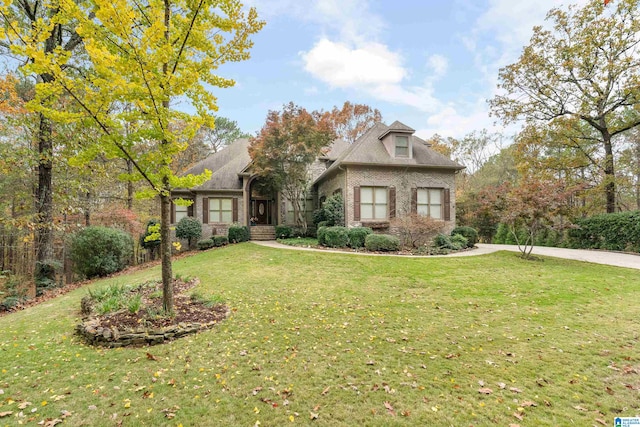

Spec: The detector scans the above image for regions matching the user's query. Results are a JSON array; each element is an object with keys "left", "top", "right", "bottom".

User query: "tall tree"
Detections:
[
  {"left": 249, "top": 102, "right": 335, "bottom": 231},
  {"left": 173, "top": 116, "right": 249, "bottom": 173},
  {"left": 490, "top": 0, "right": 640, "bottom": 213},
  {"left": 25, "top": 0, "right": 264, "bottom": 312},
  {"left": 326, "top": 101, "right": 382, "bottom": 143},
  {"left": 0, "top": 0, "right": 84, "bottom": 280}
]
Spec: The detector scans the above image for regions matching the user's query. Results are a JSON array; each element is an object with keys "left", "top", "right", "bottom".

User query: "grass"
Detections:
[{"left": 0, "top": 243, "right": 639, "bottom": 426}]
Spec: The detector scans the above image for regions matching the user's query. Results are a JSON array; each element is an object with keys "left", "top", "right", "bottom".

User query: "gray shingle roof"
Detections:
[
  {"left": 313, "top": 121, "right": 465, "bottom": 185},
  {"left": 179, "top": 138, "right": 251, "bottom": 191}
]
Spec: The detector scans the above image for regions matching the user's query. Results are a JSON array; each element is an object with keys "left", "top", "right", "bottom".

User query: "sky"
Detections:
[{"left": 208, "top": 0, "right": 589, "bottom": 140}]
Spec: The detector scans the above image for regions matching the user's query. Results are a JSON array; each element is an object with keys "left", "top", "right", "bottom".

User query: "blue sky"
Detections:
[{"left": 210, "top": 0, "right": 588, "bottom": 140}]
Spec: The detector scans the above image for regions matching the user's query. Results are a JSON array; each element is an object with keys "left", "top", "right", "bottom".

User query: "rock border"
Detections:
[{"left": 76, "top": 307, "right": 230, "bottom": 348}]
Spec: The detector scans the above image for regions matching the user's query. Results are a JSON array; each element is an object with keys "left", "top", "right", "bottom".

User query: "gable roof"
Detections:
[
  {"left": 180, "top": 138, "right": 251, "bottom": 191},
  {"left": 313, "top": 121, "right": 465, "bottom": 185},
  {"left": 378, "top": 120, "right": 415, "bottom": 139}
]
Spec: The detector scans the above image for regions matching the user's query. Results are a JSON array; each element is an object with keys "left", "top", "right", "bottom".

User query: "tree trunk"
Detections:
[
  {"left": 160, "top": 190, "right": 173, "bottom": 313},
  {"left": 35, "top": 112, "right": 54, "bottom": 287},
  {"left": 603, "top": 134, "right": 616, "bottom": 214},
  {"left": 126, "top": 159, "right": 134, "bottom": 210}
]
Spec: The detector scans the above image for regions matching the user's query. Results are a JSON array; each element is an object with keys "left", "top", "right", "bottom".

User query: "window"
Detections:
[
  {"left": 173, "top": 199, "right": 193, "bottom": 223},
  {"left": 395, "top": 135, "right": 409, "bottom": 157},
  {"left": 417, "top": 188, "right": 442, "bottom": 219},
  {"left": 209, "top": 198, "right": 233, "bottom": 223},
  {"left": 175, "top": 204, "right": 189, "bottom": 222},
  {"left": 286, "top": 198, "right": 314, "bottom": 224},
  {"left": 361, "top": 187, "right": 387, "bottom": 220}
]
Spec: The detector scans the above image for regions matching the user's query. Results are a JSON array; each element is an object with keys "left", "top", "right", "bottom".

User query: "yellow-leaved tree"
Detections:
[{"left": 20, "top": 0, "right": 264, "bottom": 312}]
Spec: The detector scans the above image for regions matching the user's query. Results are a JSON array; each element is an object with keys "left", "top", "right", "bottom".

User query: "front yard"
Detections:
[{"left": 0, "top": 243, "right": 638, "bottom": 426}]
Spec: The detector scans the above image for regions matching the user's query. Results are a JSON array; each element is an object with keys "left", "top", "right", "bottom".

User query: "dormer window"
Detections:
[{"left": 395, "top": 135, "right": 409, "bottom": 157}]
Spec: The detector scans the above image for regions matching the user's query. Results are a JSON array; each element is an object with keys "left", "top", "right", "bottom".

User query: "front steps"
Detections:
[{"left": 250, "top": 225, "right": 276, "bottom": 241}]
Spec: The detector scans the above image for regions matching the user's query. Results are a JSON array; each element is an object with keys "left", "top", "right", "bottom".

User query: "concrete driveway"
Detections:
[
  {"left": 252, "top": 241, "right": 640, "bottom": 270},
  {"left": 475, "top": 244, "right": 640, "bottom": 270}
]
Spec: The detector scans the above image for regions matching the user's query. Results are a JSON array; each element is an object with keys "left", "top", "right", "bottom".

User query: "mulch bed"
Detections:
[{"left": 95, "top": 278, "right": 228, "bottom": 330}]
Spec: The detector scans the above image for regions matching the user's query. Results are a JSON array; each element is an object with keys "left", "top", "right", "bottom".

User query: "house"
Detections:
[{"left": 171, "top": 120, "right": 465, "bottom": 239}]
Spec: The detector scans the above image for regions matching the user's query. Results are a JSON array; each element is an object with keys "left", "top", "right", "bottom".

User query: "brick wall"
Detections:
[{"left": 341, "top": 166, "right": 457, "bottom": 233}]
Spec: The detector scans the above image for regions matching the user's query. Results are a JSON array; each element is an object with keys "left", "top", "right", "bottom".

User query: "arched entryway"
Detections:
[{"left": 247, "top": 177, "right": 277, "bottom": 226}]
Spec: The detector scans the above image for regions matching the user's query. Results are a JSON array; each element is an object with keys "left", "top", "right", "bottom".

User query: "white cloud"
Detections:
[
  {"left": 302, "top": 39, "right": 405, "bottom": 88},
  {"left": 427, "top": 54, "right": 448, "bottom": 78},
  {"left": 301, "top": 39, "right": 442, "bottom": 112}
]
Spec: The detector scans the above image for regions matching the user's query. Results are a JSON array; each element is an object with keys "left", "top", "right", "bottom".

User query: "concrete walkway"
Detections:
[{"left": 251, "top": 241, "right": 640, "bottom": 270}]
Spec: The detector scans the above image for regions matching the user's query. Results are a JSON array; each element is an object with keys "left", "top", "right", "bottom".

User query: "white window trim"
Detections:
[
  {"left": 394, "top": 135, "right": 411, "bottom": 158},
  {"left": 361, "top": 186, "right": 388, "bottom": 220},
  {"left": 417, "top": 188, "right": 443, "bottom": 219},
  {"left": 209, "top": 198, "right": 233, "bottom": 224}
]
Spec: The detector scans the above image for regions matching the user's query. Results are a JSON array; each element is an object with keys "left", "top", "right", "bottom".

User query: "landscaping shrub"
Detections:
[
  {"left": 275, "top": 225, "right": 293, "bottom": 239},
  {"left": 451, "top": 233, "right": 469, "bottom": 250},
  {"left": 323, "top": 226, "right": 350, "bottom": 248},
  {"left": 313, "top": 194, "right": 344, "bottom": 227},
  {"left": 70, "top": 226, "right": 133, "bottom": 278},
  {"left": 35, "top": 260, "right": 61, "bottom": 295},
  {"left": 365, "top": 234, "right": 400, "bottom": 252},
  {"left": 392, "top": 214, "right": 445, "bottom": 248},
  {"left": 317, "top": 226, "right": 328, "bottom": 246},
  {"left": 140, "top": 219, "right": 161, "bottom": 259},
  {"left": 197, "top": 239, "right": 215, "bottom": 250},
  {"left": 567, "top": 211, "right": 640, "bottom": 252},
  {"left": 228, "top": 224, "right": 250, "bottom": 243},
  {"left": 175, "top": 217, "right": 202, "bottom": 248},
  {"left": 451, "top": 226, "right": 478, "bottom": 248},
  {"left": 434, "top": 233, "right": 460, "bottom": 250},
  {"left": 348, "top": 227, "right": 372, "bottom": 248},
  {"left": 213, "top": 236, "right": 229, "bottom": 247}
]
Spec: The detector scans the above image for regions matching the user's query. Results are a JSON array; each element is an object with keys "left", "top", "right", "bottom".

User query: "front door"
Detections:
[{"left": 254, "top": 199, "right": 270, "bottom": 225}]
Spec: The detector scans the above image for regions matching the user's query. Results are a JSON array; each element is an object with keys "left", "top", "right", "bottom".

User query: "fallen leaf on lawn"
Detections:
[
  {"left": 509, "top": 387, "right": 522, "bottom": 393},
  {"left": 146, "top": 352, "right": 158, "bottom": 361},
  {"left": 521, "top": 401, "right": 537, "bottom": 407},
  {"left": 445, "top": 353, "right": 459, "bottom": 359},
  {"left": 252, "top": 387, "right": 263, "bottom": 396},
  {"left": 595, "top": 419, "right": 607, "bottom": 426},
  {"left": 605, "top": 387, "right": 614, "bottom": 395},
  {"left": 18, "top": 402, "right": 31, "bottom": 410},
  {"left": 309, "top": 412, "right": 318, "bottom": 420},
  {"left": 401, "top": 410, "right": 410, "bottom": 416},
  {"left": 513, "top": 412, "right": 524, "bottom": 421},
  {"left": 478, "top": 380, "right": 485, "bottom": 386},
  {"left": 509, "top": 424, "right": 521, "bottom": 427},
  {"left": 478, "top": 388, "right": 493, "bottom": 394},
  {"left": 321, "top": 386, "right": 330, "bottom": 396},
  {"left": 366, "top": 360, "right": 375, "bottom": 365},
  {"left": 42, "top": 419, "right": 63, "bottom": 427},
  {"left": 60, "top": 410, "right": 72, "bottom": 419},
  {"left": 497, "top": 382, "right": 506, "bottom": 389},
  {"left": 384, "top": 401, "right": 396, "bottom": 416},
  {"left": 0, "top": 412, "right": 13, "bottom": 417},
  {"left": 573, "top": 405, "right": 588, "bottom": 412}
]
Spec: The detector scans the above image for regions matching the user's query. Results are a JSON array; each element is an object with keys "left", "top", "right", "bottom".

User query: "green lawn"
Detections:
[{"left": 1, "top": 243, "right": 639, "bottom": 426}]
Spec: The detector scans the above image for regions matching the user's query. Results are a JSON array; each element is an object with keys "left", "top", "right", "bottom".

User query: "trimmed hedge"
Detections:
[
  {"left": 348, "top": 227, "right": 372, "bottom": 248},
  {"left": 365, "top": 234, "right": 400, "bottom": 252},
  {"left": 197, "top": 239, "right": 214, "bottom": 250},
  {"left": 228, "top": 225, "right": 250, "bottom": 243},
  {"left": 324, "top": 226, "right": 349, "bottom": 248},
  {"left": 175, "top": 217, "right": 202, "bottom": 247},
  {"left": 567, "top": 211, "right": 640, "bottom": 252},
  {"left": 70, "top": 226, "right": 133, "bottom": 278},
  {"left": 213, "top": 236, "right": 229, "bottom": 247},
  {"left": 275, "top": 225, "right": 293, "bottom": 239},
  {"left": 317, "top": 226, "right": 328, "bottom": 246},
  {"left": 451, "top": 226, "right": 478, "bottom": 248}
]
